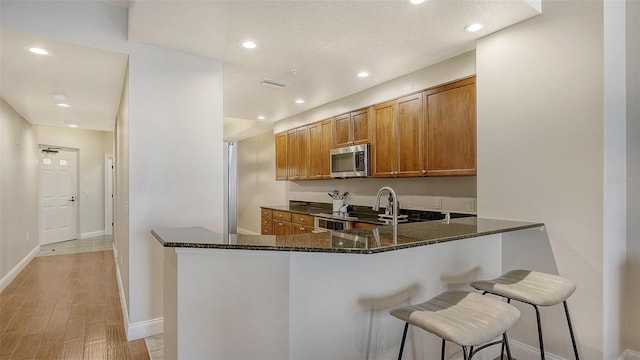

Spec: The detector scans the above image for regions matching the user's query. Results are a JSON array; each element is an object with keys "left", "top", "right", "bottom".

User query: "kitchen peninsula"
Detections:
[{"left": 154, "top": 218, "right": 543, "bottom": 359}]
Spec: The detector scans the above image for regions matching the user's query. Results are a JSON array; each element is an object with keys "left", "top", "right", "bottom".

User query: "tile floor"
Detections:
[
  {"left": 144, "top": 334, "right": 164, "bottom": 360},
  {"left": 0, "top": 248, "right": 149, "bottom": 359},
  {"left": 38, "top": 236, "right": 114, "bottom": 256}
]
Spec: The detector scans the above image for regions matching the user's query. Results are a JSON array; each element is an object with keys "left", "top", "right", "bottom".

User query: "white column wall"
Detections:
[
  {"left": 625, "top": 0, "right": 640, "bottom": 352},
  {"left": 476, "top": 1, "right": 605, "bottom": 358},
  {"left": 603, "top": 1, "right": 627, "bottom": 358},
  {"left": 127, "top": 44, "right": 224, "bottom": 330}
]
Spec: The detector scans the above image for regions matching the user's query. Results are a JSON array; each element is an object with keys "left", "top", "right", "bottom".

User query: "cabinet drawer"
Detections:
[
  {"left": 273, "top": 210, "right": 292, "bottom": 222},
  {"left": 261, "top": 208, "right": 273, "bottom": 218},
  {"left": 262, "top": 218, "right": 273, "bottom": 227},
  {"left": 291, "top": 213, "right": 314, "bottom": 226}
]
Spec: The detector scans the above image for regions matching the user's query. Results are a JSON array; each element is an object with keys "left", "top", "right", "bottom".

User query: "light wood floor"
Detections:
[{"left": 0, "top": 250, "right": 150, "bottom": 360}]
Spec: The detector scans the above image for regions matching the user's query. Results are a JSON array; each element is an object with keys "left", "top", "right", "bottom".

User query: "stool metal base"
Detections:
[
  {"left": 482, "top": 292, "right": 580, "bottom": 360},
  {"left": 396, "top": 322, "right": 514, "bottom": 360}
]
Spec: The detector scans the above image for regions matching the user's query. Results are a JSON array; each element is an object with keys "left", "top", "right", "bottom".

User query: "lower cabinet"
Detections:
[{"left": 261, "top": 208, "right": 315, "bottom": 236}]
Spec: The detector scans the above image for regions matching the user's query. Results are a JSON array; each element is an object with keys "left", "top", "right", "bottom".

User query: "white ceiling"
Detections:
[
  {"left": 0, "top": 1, "right": 540, "bottom": 138},
  {"left": 0, "top": 30, "right": 128, "bottom": 132}
]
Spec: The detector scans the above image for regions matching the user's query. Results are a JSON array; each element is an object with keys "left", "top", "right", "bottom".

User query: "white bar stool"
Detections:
[
  {"left": 470, "top": 270, "right": 579, "bottom": 360},
  {"left": 389, "top": 290, "right": 520, "bottom": 360}
]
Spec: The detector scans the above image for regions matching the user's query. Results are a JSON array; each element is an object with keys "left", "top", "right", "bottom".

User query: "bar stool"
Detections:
[
  {"left": 470, "top": 270, "right": 579, "bottom": 360},
  {"left": 389, "top": 290, "right": 520, "bottom": 360}
]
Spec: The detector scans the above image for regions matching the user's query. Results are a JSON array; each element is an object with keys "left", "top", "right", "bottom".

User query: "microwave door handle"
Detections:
[{"left": 353, "top": 152, "right": 359, "bottom": 173}]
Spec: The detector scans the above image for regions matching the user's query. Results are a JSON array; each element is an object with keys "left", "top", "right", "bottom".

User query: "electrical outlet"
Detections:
[
  {"left": 434, "top": 197, "right": 442, "bottom": 209},
  {"left": 376, "top": 331, "right": 386, "bottom": 354},
  {"left": 466, "top": 199, "right": 476, "bottom": 212},
  {"left": 406, "top": 196, "right": 415, "bottom": 209}
]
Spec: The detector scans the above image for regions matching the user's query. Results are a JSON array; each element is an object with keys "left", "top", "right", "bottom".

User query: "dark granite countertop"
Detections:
[{"left": 152, "top": 217, "right": 543, "bottom": 254}]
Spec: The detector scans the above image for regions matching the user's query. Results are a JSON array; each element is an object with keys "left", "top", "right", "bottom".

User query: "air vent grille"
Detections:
[{"left": 260, "top": 78, "right": 287, "bottom": 89}]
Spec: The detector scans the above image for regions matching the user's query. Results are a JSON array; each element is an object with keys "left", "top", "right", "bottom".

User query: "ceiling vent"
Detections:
[{"left": 259, "top": 78, "right": 287, "bottom": 89}]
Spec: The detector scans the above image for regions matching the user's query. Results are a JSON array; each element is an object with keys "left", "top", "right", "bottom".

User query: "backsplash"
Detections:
[{"left": 287, "top": 176, "right": 477, "bottom": 214}]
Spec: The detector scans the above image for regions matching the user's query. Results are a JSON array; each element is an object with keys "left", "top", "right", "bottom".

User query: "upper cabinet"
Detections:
[
  {"left": 424, "top": 77, "right": 477, "bottom": 176},
  {"left": 275, "top": 132, "right": 288, "bottom": 181},
  {"left": 309, "top": 119, "right": 333, "bottom": 179},
  {"left": 371, "top": 93, "right": 424, "bottom": 178},
  {"left": 333, "top": 109, "right": 370, "bottom": 148},
  {"left": 275, "top": 76, "right": 476, "bottom": 180}
]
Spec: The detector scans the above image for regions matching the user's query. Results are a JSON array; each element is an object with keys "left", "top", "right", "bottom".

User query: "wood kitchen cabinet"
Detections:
[
  {"left": 309, "top": 120, "right": 333, "bottom": 179},
  {"left": 282, "top": 127, "right": 310, "bottom": 180},
  {"left": 275, "top": 132, "right": 288, "bottom": 181},
  {"left": 424, "top": 77, "right": 477, "bottom": 176},
  {"left": 260, "top": 208, "right": 274, "bottom": 235},
  {"left": 333, "top": 109, "right": 370, "bottom": 148},
  {"left": 371, "top": 93, "right": 424, "bottom": 177}
]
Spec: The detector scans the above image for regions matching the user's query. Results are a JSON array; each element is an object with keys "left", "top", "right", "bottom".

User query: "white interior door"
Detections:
[{"left": 40, "top": 149, "right": 78, "bottom": 245}]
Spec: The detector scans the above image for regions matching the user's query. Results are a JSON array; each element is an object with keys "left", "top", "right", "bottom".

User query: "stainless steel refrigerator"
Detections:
[{"left": 223, "top": 141, "right": 237, "bottom": 234}]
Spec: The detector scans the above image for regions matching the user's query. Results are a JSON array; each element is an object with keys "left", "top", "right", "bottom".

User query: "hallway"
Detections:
[{"left": 0, "top": 249, "right": 149, "bottom": 359}]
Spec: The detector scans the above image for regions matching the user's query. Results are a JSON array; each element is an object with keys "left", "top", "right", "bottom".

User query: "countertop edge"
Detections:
[{"left": 152, "top": 222, "right": 544, "bottom": 254}]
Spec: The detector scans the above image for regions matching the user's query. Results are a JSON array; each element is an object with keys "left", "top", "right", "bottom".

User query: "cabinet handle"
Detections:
[
  {"left": 299, "top": 227, "right": 304, "bottom": 231},
  {"left": 278, "top": 222, "right": 284, "bottom": 226},
  {"left": 422, "top": 169, "right": 427, "bottom": 175}
]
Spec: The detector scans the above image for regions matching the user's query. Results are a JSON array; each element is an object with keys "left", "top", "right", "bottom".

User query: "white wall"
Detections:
[
  {"left": 115, "top": 63, "right": 131, "bottom": 319},
  {"left": 34, "top": 126, "right": 114, "bottom": 237},
  {"left": 625, "top": 0, "right": 640, "bottom": 352},
  {"left": 603, "top": 1, "right": 627, "bottom": 358},
  {"left": 476, "top": 1, "right": 606, "bottom": 358},
  {"left": 127, "top": 43, "right": 224, "bottom": 333},
  {"left": 0, "top": 99, "right": 39, "bottom": 283},
  {"left": 237, "top": 130, "right": 287, "bottom": 234}
]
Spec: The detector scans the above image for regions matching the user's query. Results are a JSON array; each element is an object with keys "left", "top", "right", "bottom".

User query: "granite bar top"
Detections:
[{"left": 152, "top": 217, "right": 544, "bottom": 254}]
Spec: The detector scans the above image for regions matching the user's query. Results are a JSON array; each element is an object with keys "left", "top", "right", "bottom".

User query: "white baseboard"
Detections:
[
  {"left": 80, "top": 230, "right": 105, "bottom": 239},
  {"left": 510, "top": 340, "right": 565, "bottom": 360},
  {"left": 127, "top": 317, "right": 164, "bottom": 341},
  {"left": 0, "top": 245, "right": 40, "bottom": 292},
  {"left": 620, "top": 349, "right": 640, "bottom": 360},
  {"left": 237, "top": 227, "right": 260, "bottom": 235},
  {"left": 115, "top": 261, "right": 130, "bottom": 335}
]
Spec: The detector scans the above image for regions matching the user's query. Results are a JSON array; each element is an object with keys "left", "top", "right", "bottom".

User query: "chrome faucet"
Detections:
[{"left": 373, "top": 186, "right": 398, "bottom": 226}]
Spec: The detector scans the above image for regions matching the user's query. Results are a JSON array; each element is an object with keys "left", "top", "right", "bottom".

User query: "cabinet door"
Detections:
[
  {"left": 371, "top": 101, "right": 397, "bottom": 177},
  {"left": 273, "top": 220, "right": 292, "bottom": 236},
  {"left": 275, "top": 132, "right": 288, "bottom": 181},
  {"left": 297, "top": 126, "right": 310, "bottom": 180},
  {"left": 425, "top": 78, "right": 477, "bottom": 176},
  {"left": 308, "top": 122, "right": 323, "bottom": 179},
  {"left": 287, "top": 129, "right": 299, "bottom": 180},
  {"left": 333, "top": 113, "right": 351, "bottom": 148},
  {"left": 320, "top": 120, "right": 333, "bottom": 179},
  {"left": 397, "top": 93, "right": 424, "bottom": 177},
  {"left": 351, "top": 109, "right": 370, "bottom": 145}
]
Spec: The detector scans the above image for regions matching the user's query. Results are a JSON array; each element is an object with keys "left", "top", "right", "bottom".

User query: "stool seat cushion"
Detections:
[
  {"left": 470, "top": 270, "right": 576, "bottom": 306},
  {"left": 389, "top": 290, "right": 520, "bottom": 347}
]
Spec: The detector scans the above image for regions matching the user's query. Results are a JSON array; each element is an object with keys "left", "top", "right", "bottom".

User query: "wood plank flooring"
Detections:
[{"left": 0, "top": 250, "right": 149, "bottom": 360}]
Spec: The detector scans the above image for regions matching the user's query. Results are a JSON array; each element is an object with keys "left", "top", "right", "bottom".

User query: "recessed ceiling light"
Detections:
[
  {"left": 241, "top": 41, "right": 257, "bottom": 49},
  {"left": 357, "top": 72, "right": 370, "bottom": 78},
  {"left": 295, "top": 99, "right": 305, "bottom": 104},
  {"left": 465, "top": 23, "right": 484, "bottom": 32},
  {"left": 67, "top": 123, "right": 79, "bottom": 128},
  {"left": 57, "top": 103, "right": 71, "bottom": 108},
  {"left": 26, "top": 46, "right": 50, "bottom": 55},
  {"left": 257, "top": 115, "right": 266, "bottom": 120},
  {"left": 52, "top": 93, "right": 66, "bottom": 102},
  {"left": 407, "top": 0, "right": 426, "bottom": 4}
]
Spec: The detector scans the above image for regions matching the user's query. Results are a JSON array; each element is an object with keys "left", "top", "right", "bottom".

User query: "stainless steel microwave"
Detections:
[{"left": 330, "top": 144, "right": 370, "bottom": 178}]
